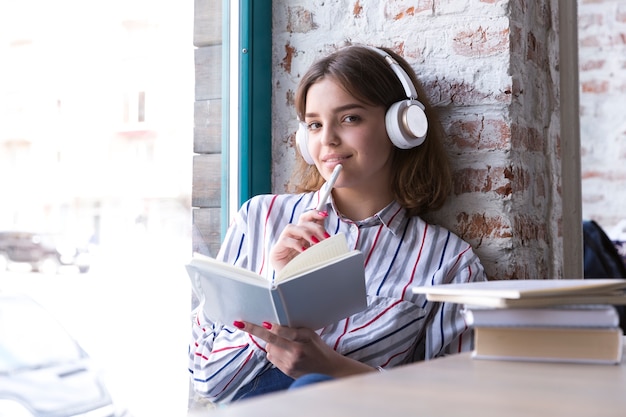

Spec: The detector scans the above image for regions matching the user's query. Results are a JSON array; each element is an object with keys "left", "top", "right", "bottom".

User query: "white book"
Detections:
[
  {"left": 462, "top": 304, "right": 620, "bottom": 328},
  {"left": 472, "top": 326, "right": 623, "bottom": 365},
  {"left": 186, "top": 233, "right": 367, "bottom": 330},
  {"left": 413, "top": 279, "right": 626, "bottom": 308}
]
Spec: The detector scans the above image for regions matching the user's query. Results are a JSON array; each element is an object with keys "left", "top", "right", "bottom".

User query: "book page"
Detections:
[
  {"left": 276, "top": 233, "right": 350, "bottom": 283},
  {"left": 189, "top": 252, "right": 268, "bottom": 286},
  {"left": 413, "top": 278, "right": 626, "bottom": 299},
  {"left": 426, "top": 293, "right": 626, "bottom": 308}
]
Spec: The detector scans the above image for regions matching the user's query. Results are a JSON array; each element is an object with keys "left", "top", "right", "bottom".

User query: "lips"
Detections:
[{"left": 322, "top": 154, "right": 350, "bottom": 163}]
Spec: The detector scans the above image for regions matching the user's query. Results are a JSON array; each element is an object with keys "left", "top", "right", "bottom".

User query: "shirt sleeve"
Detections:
[
  {"left": 424, "top": 242, "right": 487, "bottom": 359},
  {"left": 187, "top": 199, "right": 272, "bottom": 403}
]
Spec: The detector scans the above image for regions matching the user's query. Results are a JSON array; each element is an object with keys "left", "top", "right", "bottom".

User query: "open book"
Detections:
[
  {"left": 186, "top": 233, "right": 367, "bottom": 330},
  {"left": 412, "top": 279, "right": 626, "bottom": 308}
]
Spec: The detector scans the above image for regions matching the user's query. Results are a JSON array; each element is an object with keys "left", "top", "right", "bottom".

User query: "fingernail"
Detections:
[
  {"left": 233, "top": 320, "right": 245, "bottom": 329},
  {"left": 319, "top": 210, "right": 328, "bottom": 217},
  {"left": 323, "top": 232, "right": 331, "bottom": 238},
  {"left": 262, "top": 322, "right": 273, "bottom": 329},
  {"left": 302, "top": 246, "right": 308, "bottom": 251},
  {"left": 311, "top": 235, "right": 320, "bottom": 244}
]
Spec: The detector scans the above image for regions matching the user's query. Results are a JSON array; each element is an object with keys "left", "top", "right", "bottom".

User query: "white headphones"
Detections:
[{"left": 296, "top": 46, "right": 428, "bottom": 165}]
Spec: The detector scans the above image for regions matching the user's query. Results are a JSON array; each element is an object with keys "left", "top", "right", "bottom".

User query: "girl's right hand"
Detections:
[{"left": 270, "top": 210, "right": 330, "bottom": 272}]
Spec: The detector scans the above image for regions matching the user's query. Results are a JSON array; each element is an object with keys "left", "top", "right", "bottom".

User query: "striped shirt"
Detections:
[{"left": 189, "top": 188, "right": 487, "bottom": 403}]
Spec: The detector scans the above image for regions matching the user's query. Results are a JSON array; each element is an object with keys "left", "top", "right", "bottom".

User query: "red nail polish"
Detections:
[
  {"left": 319, "top": 210, "right": 329, "bottom": 217},
  {"left": 323, "top": 232, "right": 331, "bottom": 239},
  {"left": 302, "top": 246, "right": 308, "bottom": 251},
  {"left": 262, "top": 322, "right": 273, "bottom": 329},
  {"left": 311, "top": 235, "right": 320, "bottom": 244},
  {"left": 233, "top": 320, "right": 245, "bottom": 329}
]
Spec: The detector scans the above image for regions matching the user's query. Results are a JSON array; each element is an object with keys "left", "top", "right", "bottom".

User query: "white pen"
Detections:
[{"left": 316, "top": 164, "right": 343, "bottom": 211}]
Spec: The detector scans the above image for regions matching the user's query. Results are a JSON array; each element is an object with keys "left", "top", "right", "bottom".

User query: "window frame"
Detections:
[{"left": 222, "top": 0, "right": 272, "bottom": 236}]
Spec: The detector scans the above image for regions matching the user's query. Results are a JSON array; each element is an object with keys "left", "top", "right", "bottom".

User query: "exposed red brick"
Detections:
[
  {"left": 581, "top": 33, "right": 626, "bottom": 48},
  {"left": 581, "top": 170, "right": 626, "bottom": 181},
  {"left": 581, "top": 80, "right": 609, "bottom": 94},
  {"left": 424, "top": 77, "right": 510, "bottom": 105},
  {"left": 611, "top": 32, "right": 626, "bottom": 46},
  {"left": 453, "top": 166, "right": 512, "bottom": 196},
  {"left": 618, "top": 5, "right": 626, "bottom": 23},
  {"left": 388, "top": 41, "right": 405, "bottom": 56},
  {"left": 452, "top": 26, "right": 509, "bottom": 57},
  {"left": 508, "top": 166, "right": 533, "bottom": 194},
  {"left": 285, "top": 88, "right": 294, "bottom": 107},
  {"left": 580, "top": 59, "right": 605, "bottom": 71},
  {"left": 281, "top": 43, "right": 296, "bottom": 74},
  {"left": 509, "top": 260, "right": 549, "bottom": 281},
  {"left": 286, "top": 6, "right": 317, "bottom": 33},
  {"left": 581, "top": 170, "right": 603, "bottom": 179},
  {"left": 393, "top": 42, "right": 424, "bottom": 62},
  {"left": 500, "top": 167, "right": 514, "bottom": 196},
  {"left": 455, "top": 212, "right": 513, "bottom": 243},
  {"left": 384, "top": 0, "right": 431, "bottom": 20},
  {"left": 526, "top": 31, "right": 548, "bottom": 68},
  {"left": 447, "top": 118, "right": 511, "bottom": 151},
  {"left": 535, "top": 173, "right": 546, "bottom": 198},
  {"left": 394, "top": 7, "right": 415, "bottom": 20},
  {"left": 510, "top": 125, "right": 544, "bottom": 152},
  {"left": 510, "top": 78, "right": 523, "bottom": 97},
  {"left": 509, "top": 25, "right": 522, "bottom": 55},
  {"left": 353, "top": 0, "right": 363, "bottom": 17},
  {"left": 578, "top": 13, "right": 603, "bottom": 29},
  {"left": 579, "top": 35, "right": 600, "bottom": 48},
  {"left": 514, "top": 215, "right": 548, "bottom": 242}
]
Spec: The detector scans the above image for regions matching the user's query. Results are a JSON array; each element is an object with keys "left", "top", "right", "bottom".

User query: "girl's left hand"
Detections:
[{"left": 235, "top": 321, "right": 373, "bottom": 379}]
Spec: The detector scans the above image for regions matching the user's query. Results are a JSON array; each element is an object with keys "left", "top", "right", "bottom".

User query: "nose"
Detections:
[{"left": 319, "top": 122, "right": 339, "bottom": 146}]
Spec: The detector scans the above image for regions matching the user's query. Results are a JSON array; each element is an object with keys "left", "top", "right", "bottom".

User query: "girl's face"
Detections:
[{"left": 303, "top": 77, "right": 394, "bottom": 193}]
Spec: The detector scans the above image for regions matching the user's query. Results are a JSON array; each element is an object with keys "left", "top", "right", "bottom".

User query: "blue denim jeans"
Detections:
[
  {"left": 231, "top": 367, "right": 294, "bottom": 401},
  {"left": 232, "top": 368, "right": 334, "bottom": 401}
]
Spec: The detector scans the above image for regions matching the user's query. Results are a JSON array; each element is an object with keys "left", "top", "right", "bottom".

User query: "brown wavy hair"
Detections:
[{"left": 291, "top": 45, "right": 452, "bottom": 216}]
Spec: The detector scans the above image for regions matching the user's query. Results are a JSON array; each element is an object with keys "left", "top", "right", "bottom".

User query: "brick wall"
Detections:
[
  {"left": 578, "top": 0, "right": 626, "bottom": 237},
  {"left": 271, "top": 0, "right": 563, "bottom": 280}
]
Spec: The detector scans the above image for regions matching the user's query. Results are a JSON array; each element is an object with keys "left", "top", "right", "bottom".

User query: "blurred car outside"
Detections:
[
  {"left": 0, "top": 231, "right": 91, "bottom": 274},
  {"left": 0, "top": 293, "right": 130, "bottom": 417}
]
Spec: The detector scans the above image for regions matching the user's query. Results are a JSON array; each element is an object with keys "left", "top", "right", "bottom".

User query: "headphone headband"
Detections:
[{"left": 360, "top": 46, "right": 418, "bottom": 100}]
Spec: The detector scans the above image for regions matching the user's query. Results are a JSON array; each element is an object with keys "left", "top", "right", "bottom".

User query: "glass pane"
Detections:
[{"left": 0, "top": 1, "right": 194, "bottom": 416}]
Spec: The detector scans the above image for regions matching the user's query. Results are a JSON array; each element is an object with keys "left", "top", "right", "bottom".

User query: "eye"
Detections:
[
  {"left": 343, "top": 115, "right": 361, "bottom": 124},
  {"left": 307, "top": 121, "right": 322, "bottom": 131}
]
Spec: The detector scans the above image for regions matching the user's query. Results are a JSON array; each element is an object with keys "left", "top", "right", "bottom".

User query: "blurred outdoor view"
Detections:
[{"left": 1, "top": 1, "right": 195, "bottom": 416}]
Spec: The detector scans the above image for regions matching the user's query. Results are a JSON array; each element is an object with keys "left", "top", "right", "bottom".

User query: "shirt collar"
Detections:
[
  {"left": 311, "top": 188, "right": 407, "bottom": 236},
  {"left": 366, "top": 200, "right": 407, "bottom": 236}
]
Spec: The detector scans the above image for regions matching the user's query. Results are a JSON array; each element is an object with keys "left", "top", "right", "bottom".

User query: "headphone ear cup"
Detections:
[
  {"left": 385, "top": 100, "right": 429, "bottom": 149},
  {"left": 296, "top": 122, "right": 315, "bottom": 164}
]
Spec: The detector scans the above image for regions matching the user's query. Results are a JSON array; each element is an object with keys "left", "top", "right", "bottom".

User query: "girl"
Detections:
[{"left": 188, "top": 45, "right": 486, "bottom": 404}]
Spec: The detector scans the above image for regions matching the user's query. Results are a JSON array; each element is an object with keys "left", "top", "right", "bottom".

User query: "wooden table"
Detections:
[{"left": 205, "top": 345, "right": 626, "bottom": 416}]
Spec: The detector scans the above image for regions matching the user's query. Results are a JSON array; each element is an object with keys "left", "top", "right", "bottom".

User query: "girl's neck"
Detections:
[{"left": 331, "top": 187, "right": 394, "bottom": 222}]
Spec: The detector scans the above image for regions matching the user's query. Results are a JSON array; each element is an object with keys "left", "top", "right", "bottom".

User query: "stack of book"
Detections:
[{"left": 413, "top": 279, "right": 626, "bottom": 364}]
